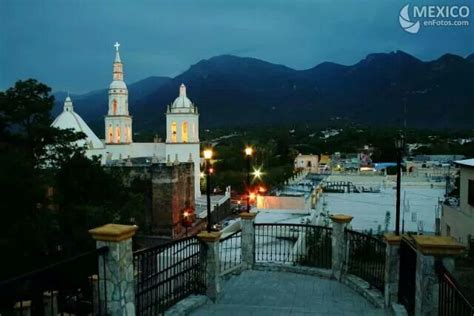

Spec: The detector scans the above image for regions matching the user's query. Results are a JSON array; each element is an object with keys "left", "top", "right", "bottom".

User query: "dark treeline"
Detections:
[
  {"left": 0, "top": 79, "right": 145, "bottom": 280},
  {"left": 198, "top": 124, "right": 474, "bottom": 193}
]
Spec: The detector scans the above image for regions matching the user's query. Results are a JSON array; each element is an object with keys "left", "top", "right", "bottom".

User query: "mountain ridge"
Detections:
[{"left": 52, "top": 51, "right": 474, "bottom": 135}]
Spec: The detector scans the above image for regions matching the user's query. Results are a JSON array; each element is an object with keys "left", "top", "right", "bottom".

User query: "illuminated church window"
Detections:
[
  {"left": 108, "top": 125, "right": 113, "bottom": 143},
  {"left": 171, "top": 122, "right": 177, "bottom": 142},
  {"left": 182, "top": 122, "right": 188, "bottom": 143},
  {"left": 116, "top": 126, "right": 120, "bottom": 142}
]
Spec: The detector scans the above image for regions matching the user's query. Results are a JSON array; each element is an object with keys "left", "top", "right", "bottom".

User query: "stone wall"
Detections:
[{"left": 110, "top": 162, "right": 195, "bottom": 238}]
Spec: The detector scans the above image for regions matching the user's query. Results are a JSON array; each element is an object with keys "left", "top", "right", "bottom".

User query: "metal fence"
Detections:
[
  {"left": 345, "top": 229, "right": 386, "bottom": 293},
  {"left": 436, "top": 261, "right": 474, "bottom": 316},
  {"left": 219, "top": 230, "right": 242, "bottom": 274},
  {"left": 254, "top": 223, "right": 332, "bottom": 268},
  {"left": 133, "top": 236, "right": 206, "bottom": 315},
  {"left": 0, "top": 246, "right": 109, "bottom": 315}
]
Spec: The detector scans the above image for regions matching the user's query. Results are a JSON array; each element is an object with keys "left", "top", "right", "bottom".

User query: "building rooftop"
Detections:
[{"left": 454, "top": 158, "right": 474, "bottom": 168}]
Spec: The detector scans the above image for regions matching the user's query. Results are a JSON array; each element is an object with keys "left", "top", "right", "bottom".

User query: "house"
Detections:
[
  {"left": 294, "top": 154, "right": 319, "bottom": 173},
  {"left": 440, "top": 158, "right": 474, "bottom": 245}
]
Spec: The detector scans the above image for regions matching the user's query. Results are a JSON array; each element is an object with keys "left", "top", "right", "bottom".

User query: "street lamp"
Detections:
[
  {"left": 252, "top": 168, "right": 263, "bottom": 180},
  {"left": 244, "top": 146, "right": 253, "bottom": 212},
  {"left": 203, "top": 149, "right": 213, "bottom": 232},
  {"left": 395, "top": 134, "right": 405, "bottom": 236},
  {"left": 183, "top": 210, "right": 190, "bottom": 236}
]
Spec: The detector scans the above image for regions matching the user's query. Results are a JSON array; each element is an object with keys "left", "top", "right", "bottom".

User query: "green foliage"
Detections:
[{"left": 0, "top": 79, "right": 144, "bottom": 279}]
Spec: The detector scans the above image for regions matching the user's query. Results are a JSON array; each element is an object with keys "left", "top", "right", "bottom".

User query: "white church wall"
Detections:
[
  {"left": 165, "top": 143, "right": 201, "bottom": 197},
  {"left": 86, "top": 142, "right": 166, "bottom": 163}
]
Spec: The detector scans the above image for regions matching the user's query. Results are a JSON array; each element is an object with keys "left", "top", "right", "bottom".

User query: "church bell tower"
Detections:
[
  {"left": 104, "top": 42, "right": 132, "bottom": 144},
  {"left": 166, "top": 84, "right": 201, "bottom": 197}
]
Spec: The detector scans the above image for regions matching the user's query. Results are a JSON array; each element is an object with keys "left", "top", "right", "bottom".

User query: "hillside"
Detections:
[{"left": 53, "top": 51, "right": 474, "bottom": 136}]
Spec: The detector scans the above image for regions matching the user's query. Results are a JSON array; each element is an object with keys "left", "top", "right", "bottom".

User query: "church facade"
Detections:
[{"left": 52, "top": 43, "right": 201, "bottom": 198}]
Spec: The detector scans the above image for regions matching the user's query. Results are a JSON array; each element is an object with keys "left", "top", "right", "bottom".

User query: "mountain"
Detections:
[
  {"left": 53, "top": 51, "right": 474, "bottom": 135},
  {"left": 465, "top": 53, "right": 474, "bottom": 64}
]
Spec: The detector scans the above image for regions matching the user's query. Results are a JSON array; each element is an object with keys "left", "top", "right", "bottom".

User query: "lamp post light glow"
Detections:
[
  {"left": 245, "top": 147, "right": 253, "bottom": 157},
  {"left": 252, "top": 168, "right": 263, "bottom": 180},
  {"left": 203, "top": 149, "right": 213, "bottom": 160},
  {"left": 244, "top": 146, "right": 253, "bottom": 213},
  {"left": 203, "top": 149, "right": 214, "bottom": 232},
  {"left": 395, "top": 134, "right": 405, "bottom": 236}
]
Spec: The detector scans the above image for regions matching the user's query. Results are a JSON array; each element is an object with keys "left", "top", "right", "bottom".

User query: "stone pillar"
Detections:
[
  {"left": 240, "top": 212, "right": 257, "bottom": 269},
  {"left": 197, "top": 231, "right": 222, "bottom": 301},
  {"left": 43, "top": 291, "right": 58, "bottom": 316},
  {"left": 412, "top": 236, "right": 464, "bottom": 316},
  {"left": 89, "top": 224, "right": 138, "bottom": 316},
  {"left": 383, "top": 233, "right": 401, "bottom": 308},
  {"left": 330, "top": 214, "right": 353, "bottom": 280}
]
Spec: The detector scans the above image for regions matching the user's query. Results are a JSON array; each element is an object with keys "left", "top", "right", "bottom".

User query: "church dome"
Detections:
[
  {"left": 171, "top": 84, "right": 194, "bottom": 111},
  {"left": 51, "top": 97, "right": 104, "bottom": 149},
  {"left": 109, "top": 80, "right": 127, "bottom": 90}
]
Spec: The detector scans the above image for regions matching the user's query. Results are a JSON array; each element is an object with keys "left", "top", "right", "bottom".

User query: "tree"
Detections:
[
  {"left": 0, "top": 79, "right": 144, "bottom": 278},
  {"left": 0, "top": 79, "right": 88, "bottom": 277}
]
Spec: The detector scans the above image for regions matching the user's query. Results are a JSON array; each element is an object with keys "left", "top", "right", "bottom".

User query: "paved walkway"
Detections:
[{"left": 191, "top": 270, "right": 387, "bottom": 316}]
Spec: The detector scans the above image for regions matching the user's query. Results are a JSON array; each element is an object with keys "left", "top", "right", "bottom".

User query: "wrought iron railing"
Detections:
[
  {"left": 436, "top": 261, "right": 474, "bottom": 316},
  {"left": 0, "top": 246, "right": 109, "bottom": 315},
  {"left": 345, "top": 229, "right": 386, "bottom": 293},
  {"left": 219, "top": 230, "right": 242, "bottom": 274},
  {"left": 254, "top": 223, "right": 332, "bottom": 268},
  {"left": 133, "top": 236, "right": 206, "bottom": 315}
]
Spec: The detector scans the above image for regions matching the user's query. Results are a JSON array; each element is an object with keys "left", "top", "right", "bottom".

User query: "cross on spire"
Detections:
[{"left": 114, "top": 41, "right": 120, "bottom": 52}]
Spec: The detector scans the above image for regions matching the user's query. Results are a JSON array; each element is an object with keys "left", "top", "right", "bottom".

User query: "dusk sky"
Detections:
[{"left": 1, "top": 0, "right": 473, "bottom": 93}]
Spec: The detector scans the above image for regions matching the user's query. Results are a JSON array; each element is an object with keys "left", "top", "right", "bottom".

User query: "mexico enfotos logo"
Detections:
[{"left": 399, "top": 4, "right": 470, "bottom": 33}]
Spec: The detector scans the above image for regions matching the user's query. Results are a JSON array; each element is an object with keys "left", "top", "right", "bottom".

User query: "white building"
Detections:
[
  {"left": 52, "top": 42, "right": 201, "bottom": 198},
  {"left": 294, "top": 154, "right": 319, "bottom": 173},
  {"left": 441, "top": 159, "right": 474, "bottom": 245}
]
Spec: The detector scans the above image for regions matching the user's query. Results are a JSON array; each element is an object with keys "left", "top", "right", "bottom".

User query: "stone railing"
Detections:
[{"left": 85, "top": 214, "right": 465, "bottom": 315}]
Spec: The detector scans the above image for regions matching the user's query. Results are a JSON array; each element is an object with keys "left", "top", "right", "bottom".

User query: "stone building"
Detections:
[{"left": 114, "top": 161, "right": 195, "bottom": 238}]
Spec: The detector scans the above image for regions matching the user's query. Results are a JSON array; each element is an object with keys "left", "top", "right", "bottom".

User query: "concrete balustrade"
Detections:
[
  {"left": 330, "top": 214, "right": 353, "bottom": 280},
  {"left": 89, "top": 223, "right": 138, "bottom": 316}
]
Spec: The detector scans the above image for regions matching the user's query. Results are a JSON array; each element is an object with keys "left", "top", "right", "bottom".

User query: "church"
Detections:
[{"left": 52, "top": 43, "right": 201, "bottom": 198}]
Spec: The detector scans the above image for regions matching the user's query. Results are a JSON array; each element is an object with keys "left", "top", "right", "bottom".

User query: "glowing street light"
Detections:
[
  {"left": 249, "top": 192, "right": 256, "bottom": 201},
  {"left": 245, "top": 146, "right": 253, "bottom": 157},
  {"left": 252, "top": 168, "right": 263, "bottom": 179},
  {"left": 203, "top": 148, "right": 214, "bottom": 232},
  {"left": 203, "top": 149, "right": 213, "bottom": 160},
  {"left": 244, "top": 146, "right": 254, "bottom": 213}
]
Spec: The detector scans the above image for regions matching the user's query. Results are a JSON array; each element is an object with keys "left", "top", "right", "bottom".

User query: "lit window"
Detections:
[
  {"left": 171, "top": 122, "right": 177, "bottom": 142},
  {"left": 182, "top": 122, "right": 188, "bottom": 143},
  {"left": 108, "top": 126, "right": 113, "bottom": 143},
  {"left": 116, "top": 126, "right": 120, "bottom": 142}
]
